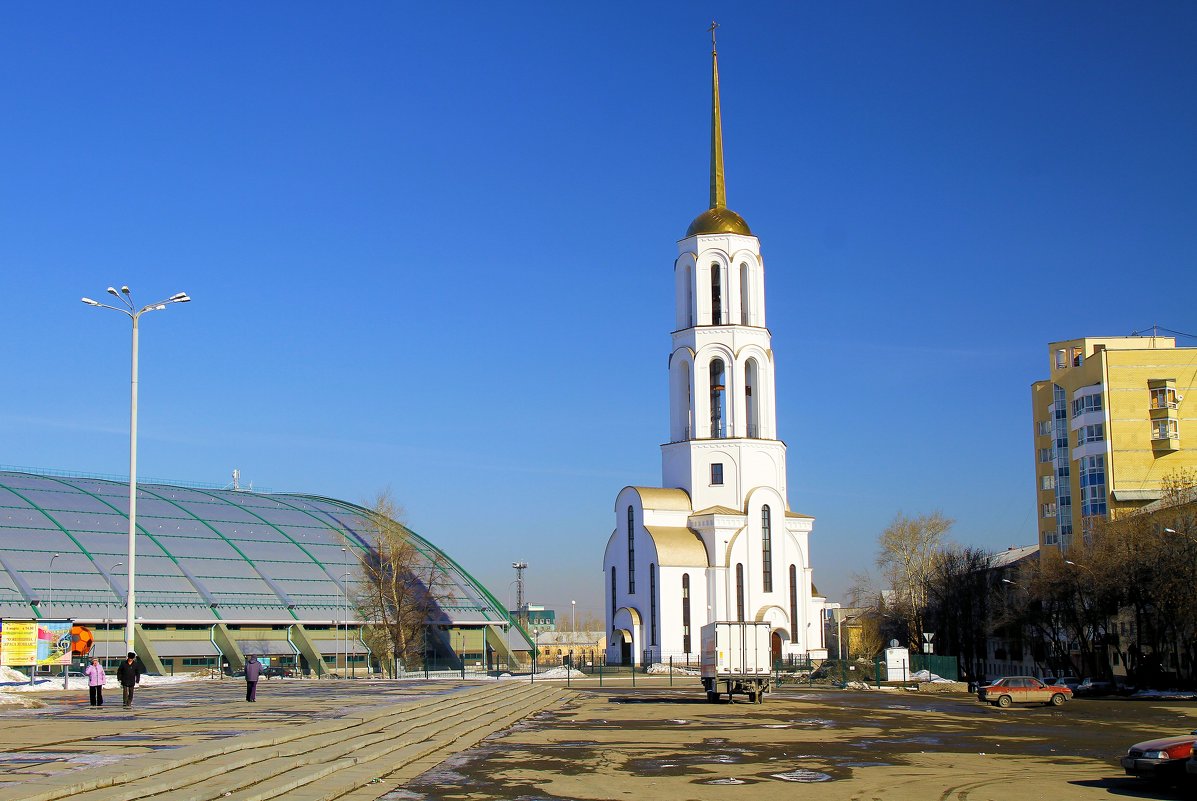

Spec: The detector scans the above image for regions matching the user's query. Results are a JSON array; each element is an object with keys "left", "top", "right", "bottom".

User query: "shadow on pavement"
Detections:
[{"left": 1070, "top": 777, "right": 1190, "bottom": 799}]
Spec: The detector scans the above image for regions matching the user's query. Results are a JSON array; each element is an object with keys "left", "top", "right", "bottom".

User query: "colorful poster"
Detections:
[
  {"left": 1, "top": 620, "right": 38, "bottom": 666},
  {"left": 37, "top": 620, "right": 74, "bottom": 666}
]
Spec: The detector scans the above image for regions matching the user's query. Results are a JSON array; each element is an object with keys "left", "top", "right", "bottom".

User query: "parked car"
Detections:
[
  {"left": 1045, "top": 675, "right": 1081, "bottom": 691},
  {"left": 1122, "top": 731, "right": 1196, "bottom": 784},
  {"left": 1075, "top": 678, "right": 1116, "bottom": 697},
  {"left": 978, "top": 676, "right": 1072, "bottom": 707},
  {"left": 263, "top": 666, "right": 294, "bottom": 679}
]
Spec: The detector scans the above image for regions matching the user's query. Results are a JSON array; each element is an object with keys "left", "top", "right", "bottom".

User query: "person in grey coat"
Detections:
[{"left": 245, "top": 656, "right": 262, "bottom": 702}]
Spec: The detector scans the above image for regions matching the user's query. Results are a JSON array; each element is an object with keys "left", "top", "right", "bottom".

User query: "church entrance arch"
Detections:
[{"left": 771, "top": 631, "right": 782, "bottom": 664}]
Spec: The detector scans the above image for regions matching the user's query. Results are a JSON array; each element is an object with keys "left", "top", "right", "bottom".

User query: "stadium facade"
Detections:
[{"left": 0, "top": 468, "right": 529, "bottom": 674}]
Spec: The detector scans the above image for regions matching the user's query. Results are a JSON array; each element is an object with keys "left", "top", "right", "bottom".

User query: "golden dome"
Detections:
[{"left": 685, "top": 206, "right": 752, "bottom": 238}]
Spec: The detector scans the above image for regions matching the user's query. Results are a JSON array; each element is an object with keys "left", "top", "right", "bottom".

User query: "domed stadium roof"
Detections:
[{"left": 0, "top": 469, "right": 508, "bottom": 628}]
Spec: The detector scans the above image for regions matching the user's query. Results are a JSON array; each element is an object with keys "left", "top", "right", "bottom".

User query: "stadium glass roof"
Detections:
[{"left": 0, "top": 469, "right": 510, "bottom": 628}]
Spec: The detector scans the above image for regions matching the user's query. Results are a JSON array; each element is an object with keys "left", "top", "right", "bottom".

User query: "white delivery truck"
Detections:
[{"left": 700, "top": 621, "right": 773, "bottom": 704}]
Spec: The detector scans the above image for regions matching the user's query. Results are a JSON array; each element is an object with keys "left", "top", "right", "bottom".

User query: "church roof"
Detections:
[
  {"left": 785, "top": 510, "right": 814, "bottom": 519},
  {"left": 684, "top": 27, "right": 752, "bottom": 239},
  {"left": 645, "top": 525, "right": 709, "bottom": 567},
  {"left": 626, "top": 486, "right": 692, "bottom": 512},
  {"left": 692, "top": 505, "right": 742, "bottom": 516}
]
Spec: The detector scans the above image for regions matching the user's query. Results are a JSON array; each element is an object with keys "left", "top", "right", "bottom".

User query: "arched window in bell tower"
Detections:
[
  {"left": 709, "top": 358, "right": 726, "bottom": 439},
  {"left": 684, "top": 264, "right": 694, "bottom": 328},
  {"left": 745, "top": 358, "right": 759, "bottom": 439},
  {"left": 739, "top": 262, "right": 751, "bottom": 325},
  {"left": 711, "top": 263, "right": 723, "bottom": 325}
]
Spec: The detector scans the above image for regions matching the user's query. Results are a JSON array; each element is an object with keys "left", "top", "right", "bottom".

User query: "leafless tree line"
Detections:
[{"left": 851, "top": 472, "right": 1197, "bottom": 687}]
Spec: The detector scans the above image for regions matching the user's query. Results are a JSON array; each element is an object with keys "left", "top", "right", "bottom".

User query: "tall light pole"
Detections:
[
  {"left": 83, "top": 285, "right": 191, "bottom": 655},
  {"left": 47, "top": 553, "right": 61, "bottom": 617},
  {"left": 339, "top": 569, "right": 352, "bottom": 678},
  {"left": 106, "top": 562, "right": 123, "bottom": 666}
]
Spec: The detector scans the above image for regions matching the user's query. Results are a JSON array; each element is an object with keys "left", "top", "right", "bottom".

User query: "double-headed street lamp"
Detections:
[{"left": 82, "top": 286, "right": 190, "bottom": 655}]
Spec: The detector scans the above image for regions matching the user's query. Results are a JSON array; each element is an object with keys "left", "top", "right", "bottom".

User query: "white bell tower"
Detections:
[
  {"left": 604, "top": 25, "right": 826, "bottom": 668},
  {"left": 662, "top": 31, "right": 786, "bottom": 514}
]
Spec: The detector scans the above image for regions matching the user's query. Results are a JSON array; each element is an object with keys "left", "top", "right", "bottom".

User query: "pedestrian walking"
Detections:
[
  {"left": 116, "top": 651, "right": 143, "bottom": 708},
  {"left": 84, "top": 657, "right": 106, "bottom": 707},
  {"left": 245, "top": 655, "right": 262, "bottom": 702}
]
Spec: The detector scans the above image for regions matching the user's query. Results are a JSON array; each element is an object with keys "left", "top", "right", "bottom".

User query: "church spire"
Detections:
[
  {"left": 684, "top": 22, "right": 752, "bottom": 238},
  {"left": 709, "top": 21, "right": 726, "bottom": 210}
]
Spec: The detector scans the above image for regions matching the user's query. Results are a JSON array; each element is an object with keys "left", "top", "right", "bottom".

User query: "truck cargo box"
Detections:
[{"left": 700, "top": 621, "right": 772, "bottom": 679}]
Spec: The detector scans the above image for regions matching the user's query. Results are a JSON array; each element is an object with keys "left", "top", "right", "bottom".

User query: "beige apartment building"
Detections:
[{"left": 1031, "top": 335, "right": 1197, "bottom": 550}]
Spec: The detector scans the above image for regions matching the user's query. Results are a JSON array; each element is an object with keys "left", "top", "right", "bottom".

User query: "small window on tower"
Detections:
[{"left": 711, "top": 463, "right": 724, "bottom": 485}]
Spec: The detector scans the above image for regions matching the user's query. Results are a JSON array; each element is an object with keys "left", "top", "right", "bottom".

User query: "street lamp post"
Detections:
[
  {"left": 106, "top": 562, "right": 123, "bottom": 667},
  {"left": 83, "top": 286, "right": 190, "bottom": 655},
  {"left": 338, "top": 571, "right": 352, "bottom": 678},
  {"left": 47, "top": 553, "right": 61, "bottom": 618}
]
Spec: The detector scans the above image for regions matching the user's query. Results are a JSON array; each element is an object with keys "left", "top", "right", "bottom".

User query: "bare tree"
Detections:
[
  {"left": 354, "top": 490, "right": 452, "bottom": 675},
  {"left": 876, "top": 511, "right": 954, "bottom": 648},
  {"left": 924, "top": 545, "right": 993, "bottom": 682}
]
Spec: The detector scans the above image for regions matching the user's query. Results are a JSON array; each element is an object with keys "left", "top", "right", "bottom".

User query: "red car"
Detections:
[
  {"left": 977, "top": 676, "right": 1072, "bottom": 707},
  {"left": 1122, "top": 732, "right": 1196, "bottom": 784}
]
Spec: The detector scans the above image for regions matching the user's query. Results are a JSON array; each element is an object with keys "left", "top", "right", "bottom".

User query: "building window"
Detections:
[
  {"left": 1040, "top": 502, "right": 1057, "bottom": 518},
  {"left": 649, "top": 564, "right": 657, "bottom": 646},
  {"left": 788, "top": 564, "right": 798, "bottom": 644},
  {"left": 627, "top": 506, "right": 635, "bottom": 593},
  {"left": 682, "top": 573, "right": 691, "bottom": 654},
  {"left": 739, "top": 263, "right": 751, "bottom": 324},
  {"left": 1151, "top": 386, "right": 1178, "bottom": 410},
  {"left": 710, "top": 463, "right": 724, "bottom": 485},
  {"left": 761, "top": 505, "right": 773, "bottom": 592},
  {"left": 610, "top": 567, "right": 616, "bottom": 626},
  {"left": 1041, "top": 474, "right": 1056, "bottom": 491},
  {"left": 1038, "top": 448, "right": 1052, "bottom": 463},
  {"left": 1075, "top": 423, "right": 1104, "bottom": 446},
  {"left": 1079, "top": 454, "right": 1107, "bottom": 517},
  {"left": 1035, "top": 420, "right": 1051, "bottom": 436},
  {"left": 1152, "top": 419, "right": 1179, "bottom": 440},
  {"left": 711, "top": 263, "right": 723, "bottom": 325},
  {"left": 736, "top": 563, "right": 745, "bottom": 622},
  {"left": 744, "top": 359, "right": 759, "bottom": 438},
  {"left": 1072, "top": 393, "right": 1103, "bottom": 418},
  {"left": 1053, "top": 384, "right": 1074, "bottom": 549},
  {"left": 709, "top": 359, "right": 727, "bottom": 438}
]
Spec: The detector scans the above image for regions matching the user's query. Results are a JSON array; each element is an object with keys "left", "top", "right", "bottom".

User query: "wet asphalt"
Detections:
[{"left": 396, "top": 685, "right": 1197, "bottom": 800}]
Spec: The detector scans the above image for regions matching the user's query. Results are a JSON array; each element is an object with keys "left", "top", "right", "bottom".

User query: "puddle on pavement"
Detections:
[{"left": 770, "top": 768, "right": 833, "bottom": 782}]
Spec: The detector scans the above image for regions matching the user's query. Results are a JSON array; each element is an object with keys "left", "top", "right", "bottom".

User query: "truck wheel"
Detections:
[
  {"left": 997, "top": 695, "right": 1012, "bottom": 708},
  {"left": 707, "top": 691, "right": 719, "bottom": 704},
  {"left": 1050, "top": 693, "right": 1065, "bottom": 706}
]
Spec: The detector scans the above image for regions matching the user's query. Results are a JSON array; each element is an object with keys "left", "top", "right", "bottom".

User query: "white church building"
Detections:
[{"left": 604, "top": 35, "right": 828, "bottom": 667}]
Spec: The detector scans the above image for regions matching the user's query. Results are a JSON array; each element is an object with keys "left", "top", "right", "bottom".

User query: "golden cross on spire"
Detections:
[{"left": 708, "top": 20, "right": 719, "bottom": 54}]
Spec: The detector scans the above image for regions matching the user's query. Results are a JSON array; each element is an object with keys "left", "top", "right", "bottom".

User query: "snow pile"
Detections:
[
  {"left": 647, "top": 662, "right": 700, "bottom": 676},
  {"left": 1, "top": 671, "right": 209, "bottom": 693},
  {"left": 846, "top": 681, "right": 872, "bottom": 690},
  {"left": 535, "top": 666, "right": 586, "bottom": 679},
  {"left": 1130, "top": 689, "right": 1197, "bottom": 700},
  {"left": 0, "top": 692, "right": 44, "bottom": 708},
  {"left": 0, "top": 666, "right": 31, "bottom": 683},
  {"left": 911, "top": 670, "right": 954, "bottom": 684}
]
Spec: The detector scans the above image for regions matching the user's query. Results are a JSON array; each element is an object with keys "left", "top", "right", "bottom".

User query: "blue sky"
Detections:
[{"left": 1, "top": 3, "right": 1194, "bottom": 618}]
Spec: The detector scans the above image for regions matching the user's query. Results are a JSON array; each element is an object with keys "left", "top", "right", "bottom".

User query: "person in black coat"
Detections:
[
  {"left": 244, "top": 655, "right": 262, "bottom": 702},
  {"left": 115, "top": 652, "right": 144, "bottom": 708}
]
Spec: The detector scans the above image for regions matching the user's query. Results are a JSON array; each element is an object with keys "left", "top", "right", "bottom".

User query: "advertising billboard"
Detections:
[{"left": 0, "top": 620, "right": 74, "bottom": 667}]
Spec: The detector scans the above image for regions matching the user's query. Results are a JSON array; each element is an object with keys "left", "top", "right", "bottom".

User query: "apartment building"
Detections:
[{"left": 1031, "top": 335, "right": 1197, "bottom": 550}]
